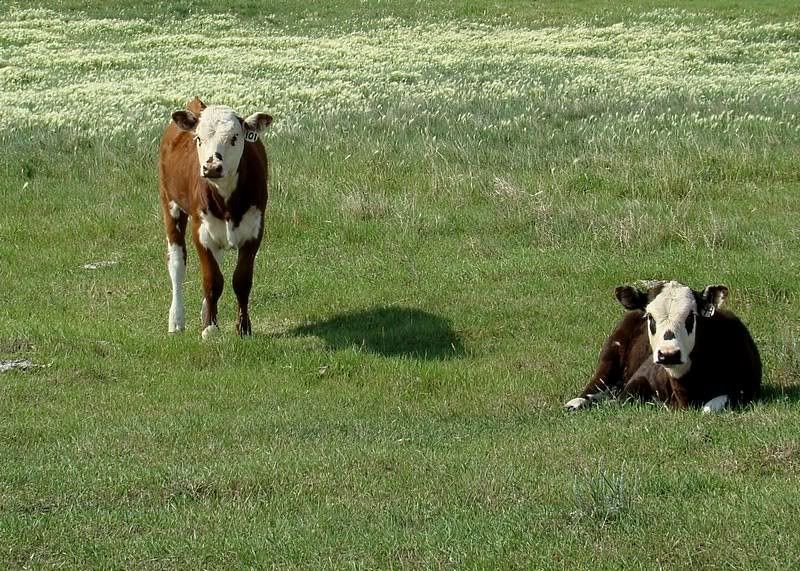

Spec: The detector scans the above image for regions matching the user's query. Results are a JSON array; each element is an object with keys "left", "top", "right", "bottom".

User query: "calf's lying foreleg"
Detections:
[{"left": 564, "top": 336, "right": 627, "bottom": 411}]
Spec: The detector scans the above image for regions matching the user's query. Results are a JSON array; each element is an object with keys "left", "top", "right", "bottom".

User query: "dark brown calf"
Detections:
[
  {"left": 565, "top": 281, "right": 761, "bottom": 412},
  {"left": 158, "top": 97, "right": 272, "bottom": 337}
]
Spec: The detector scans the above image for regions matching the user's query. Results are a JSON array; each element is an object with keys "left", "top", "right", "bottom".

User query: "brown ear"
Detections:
[
  {"left": 186, "top": 97, "right": 206, "bottom": 113},
  {"left": 615, "top": 285, "right": 648, "bottom": 310},
  {"left": 172, "top": 110, "right": 198, "bottom": 131},
  {"left": 698, "top": 284, "right": 728, "bottom": 317}
]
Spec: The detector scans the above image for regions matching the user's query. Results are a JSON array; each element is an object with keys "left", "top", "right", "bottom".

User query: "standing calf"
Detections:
[
  {"left": 158, "top": 97, "right": 273, "bottom": 338},
  {"left": 565, "top": 280, "right": 761, "bottom": 412}
]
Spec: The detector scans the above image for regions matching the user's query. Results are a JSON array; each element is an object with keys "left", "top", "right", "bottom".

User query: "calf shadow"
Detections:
[
  {"left": 759, "top": 383, "right": 800, "bottom": 404},
  {"left": 288, "top": 306, "right": 465, "bottom": 360}
]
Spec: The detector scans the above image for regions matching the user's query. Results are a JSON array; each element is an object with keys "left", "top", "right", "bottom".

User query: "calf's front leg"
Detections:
[
  {"left": 160, "top": 197, "right": 188, "bottom": 333},
  {"left": 194, "top": 233, "right": 225, "bottom": 340},
  {"left": 233, "top": 240, "right": 259, "bottom": 336},
  {"left": 167, "top": 240, "right": 187, "bottom": 333},
  {"left": 565, "top": 336, "right": 627, "bottom": 411}
]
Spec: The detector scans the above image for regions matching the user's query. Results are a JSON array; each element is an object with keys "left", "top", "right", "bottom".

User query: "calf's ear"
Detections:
[
  {"left": 698, "top": 284, "right": 728, "bottom": 317},
  {"left": 172, "top": 110, "right": 198, "bottom": 131},
  {"left": 243, "top": 112, "right": 273, "bottom": 135},
  {"left": 615, "top": 285, "right": 647, "bottom": 310}
]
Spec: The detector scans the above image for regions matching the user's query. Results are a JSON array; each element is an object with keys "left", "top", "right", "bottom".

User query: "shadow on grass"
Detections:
[
  {"left": 288, "top": 306, "right": 465, "bottom": 360},
  {"left": 759, "top": 383, "right": 800, "bottom": 404}
]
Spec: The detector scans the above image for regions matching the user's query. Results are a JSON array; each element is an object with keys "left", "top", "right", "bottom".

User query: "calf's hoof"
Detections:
[
  {"left": 169, "top": 306, "right": 185, "bottom": 334},
  {"left": 564, "top": 397, "right": 590, "bottom": 411},
  {"left": 237, "top": 315, "right": 252, "bottom": 337},
  {"left": 702, "top": 395, "right": 729, "bottom": 414},
  {"left": 201, "top": 324, "right": 219, "bottom": 340}
]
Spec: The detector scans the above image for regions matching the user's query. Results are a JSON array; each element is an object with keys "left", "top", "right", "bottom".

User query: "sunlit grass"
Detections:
[
  {"left": 1, "top": 1, "right": 800, "bottom": 569},
  {"left": 1, "top": 8, "right": 798, "bottom": 138}
]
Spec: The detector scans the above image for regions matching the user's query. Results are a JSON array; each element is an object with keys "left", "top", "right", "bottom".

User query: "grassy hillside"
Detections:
[
  {"left": 1, "top": 1, "right": 799, "bottom": 568},
  {"left": 7, "top": 0, "right": 800, "bottom": 22}
]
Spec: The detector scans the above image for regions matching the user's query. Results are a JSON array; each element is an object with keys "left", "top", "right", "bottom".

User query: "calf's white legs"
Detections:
[
  {"left": 564, "top": 391, "right": 611, "bottom": 411},
  {"left": 167, "top": 242, "right": 186, "bottom": 332},
  {"left": 564, "top": 397, "right": 589, "bottom": 411},
  {"left": 702, "top": 395, "right": 729, "bottom": 414}
]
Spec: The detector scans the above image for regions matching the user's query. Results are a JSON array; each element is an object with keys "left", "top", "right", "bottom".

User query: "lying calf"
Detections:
[{"left": 565, "top": 280, "right": 761, "bottom": 413}]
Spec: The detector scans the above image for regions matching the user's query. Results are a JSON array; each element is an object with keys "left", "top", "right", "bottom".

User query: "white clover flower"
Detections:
[{"left": 1, "top": 8, "right": 798, "bottom": 137}]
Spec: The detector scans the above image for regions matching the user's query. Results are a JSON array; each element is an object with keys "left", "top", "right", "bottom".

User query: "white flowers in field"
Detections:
[{"left": 1, "top": 8, "right": 798, "bottom": 136}]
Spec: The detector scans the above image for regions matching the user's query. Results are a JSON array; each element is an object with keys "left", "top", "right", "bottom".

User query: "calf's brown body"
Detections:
[{"left": 158, "top": 97, "right": 269, "bottom": 336}]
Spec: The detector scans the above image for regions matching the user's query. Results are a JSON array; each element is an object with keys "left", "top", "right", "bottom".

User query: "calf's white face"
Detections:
[
  {"left": 616, "top": 280, "right": 728, "bottom": 378},
  {"left": 192, "top": 106, "right": 245, "bottom": 180},
  {"left": 172, "top": 105, "right": 272, "bottom": 180},
  {"left": 643, "top": 282, "right": 698, "bottom": 376}
]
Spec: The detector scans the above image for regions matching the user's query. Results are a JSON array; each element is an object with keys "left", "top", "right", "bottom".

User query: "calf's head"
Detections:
[
  {"left": 615, "top": 280, "right": 728, "bottom": 377},
  {"left": 172, "top": 104, "right": 272, "bottom": 180}
]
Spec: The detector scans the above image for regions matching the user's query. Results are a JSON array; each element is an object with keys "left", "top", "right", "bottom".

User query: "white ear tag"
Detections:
[{"left": 245, "top": 131, "right": 258, "bottom": 142}]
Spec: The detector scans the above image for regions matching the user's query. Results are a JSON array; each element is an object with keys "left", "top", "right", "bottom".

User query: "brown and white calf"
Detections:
[
  {"left": 565, "top": 281, "right": 761, "bottom": 413},
  {"left": 158, "top": 97, "right": 272, "bottom": 338}
]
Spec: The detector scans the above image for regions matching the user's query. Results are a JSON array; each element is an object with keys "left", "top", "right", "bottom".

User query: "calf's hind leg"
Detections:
[{"left": 702, "top": 395, "right": 729, "bottom": 414}]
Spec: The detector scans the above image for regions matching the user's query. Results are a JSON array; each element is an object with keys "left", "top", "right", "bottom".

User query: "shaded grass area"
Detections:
[{"left": 289, "top": 306, "right": 466, "bottom": 360}]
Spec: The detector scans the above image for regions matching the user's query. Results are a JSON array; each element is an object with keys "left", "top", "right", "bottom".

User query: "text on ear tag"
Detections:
[{"left": 245, "top": 131, "right": 258, "bottom": 142}]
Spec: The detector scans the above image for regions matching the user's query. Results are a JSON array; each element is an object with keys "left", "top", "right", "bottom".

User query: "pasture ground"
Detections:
[{"left": 2, "top": 1, "right": 800, "bottom": 568}]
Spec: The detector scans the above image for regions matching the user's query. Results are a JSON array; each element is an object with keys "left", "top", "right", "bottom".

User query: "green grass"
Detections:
[
  {"left": 2, "top": 1, "right": 800, "bottom": 568},
  {"left": 7, "top": 0, "right": 800, "bottom": 23}
]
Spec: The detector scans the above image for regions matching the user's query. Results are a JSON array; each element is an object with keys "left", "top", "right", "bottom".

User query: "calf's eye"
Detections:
[
  {"left": 647, "top": 315, "right": 656, "bottom": 335},
  {"left": 686, "top": 312, "right": 695, "bottom": 334}
]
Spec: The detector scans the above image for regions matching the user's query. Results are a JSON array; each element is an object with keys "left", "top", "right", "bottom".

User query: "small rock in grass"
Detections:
[
  {"left": 0, "top": 359, "right": 36, "bottom": 373},
  {"left": 82, "top": 260, "right": 119, "bottom": 270}
]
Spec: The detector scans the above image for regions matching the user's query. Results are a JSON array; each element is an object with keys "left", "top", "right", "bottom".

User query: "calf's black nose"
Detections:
[
  {"left": 202, "top": 164, "right": 223, "bottom": 178},
  {"left": 657, "top": 350, "right": 682, "bottom": 365}
]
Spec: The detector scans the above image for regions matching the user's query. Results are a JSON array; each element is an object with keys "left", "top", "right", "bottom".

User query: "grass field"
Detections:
[{"left": 2, "top": 1, "right": 800, "bottom": 568}]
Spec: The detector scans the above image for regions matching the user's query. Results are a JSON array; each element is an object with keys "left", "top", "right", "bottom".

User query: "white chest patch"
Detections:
[{"left": 198, "top": 206, "right": 263, "bottom": 254}]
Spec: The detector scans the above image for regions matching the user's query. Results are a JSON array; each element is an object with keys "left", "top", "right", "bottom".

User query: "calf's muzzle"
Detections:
[
  {"left": 202, "top": 163, "right": 223, "bottom": 179},
  {"left": 657, "top": 349, "right": 682, "bottom": 365}
]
